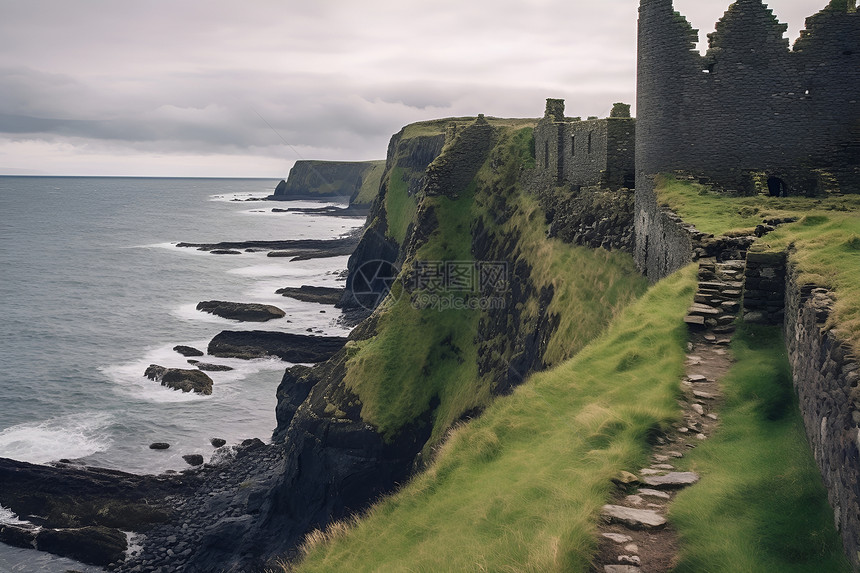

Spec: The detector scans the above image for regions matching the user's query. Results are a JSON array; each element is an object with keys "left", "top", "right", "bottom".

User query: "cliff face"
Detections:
[
  {"left": 160, "top": 117, "right": 645, "bottom": 572},
  {"left": 270, "top": 160, "right": 385, "bottom": 205}
]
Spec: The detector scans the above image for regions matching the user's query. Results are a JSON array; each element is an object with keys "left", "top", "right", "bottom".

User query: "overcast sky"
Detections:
[{"left": 0, "top": 0, "right": 827, "bottom": 177}]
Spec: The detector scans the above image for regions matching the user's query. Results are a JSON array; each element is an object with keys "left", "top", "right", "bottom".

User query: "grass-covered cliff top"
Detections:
[
  {"left": 655, "top": 174, "right": 860, "bottom": 354},
  {"left": 348, "top": 124, "right": 645, "bottom": 447},
  {"left": 399, "top": 116, "right": 538, "bottom": 139}
]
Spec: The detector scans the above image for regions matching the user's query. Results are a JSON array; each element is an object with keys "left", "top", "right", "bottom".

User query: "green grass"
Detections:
[
  {"left": 670, "top": 324, "right": 850, "bottom": 572},
  {"left": 346, "top": 182, "right": 482, "bottom": 442},
  {"left": 352, "top": 160, "right": 386, "bottom": 205},
  {"left": 654, "top": 173, "right": 860, "bottom": 237},
  {"left": 296, "top": 266, "right": 696, "bottom": 572},
  {"left": 654, "top": 174, "right": 860, "bottom": 355},
  {"left": 384, "top": 166, "right": 418, "bottom": 245}
]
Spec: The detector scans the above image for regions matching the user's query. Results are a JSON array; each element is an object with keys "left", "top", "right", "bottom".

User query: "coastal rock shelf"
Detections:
[
  {"left": 196, "top": 301, "right": 286, "bottom": 322},
  {"left": 176, "top": 235, "right": 360, "bottom": 261},
  {"left": 207, "top": 330, "right": 348, "bottom": 362}
]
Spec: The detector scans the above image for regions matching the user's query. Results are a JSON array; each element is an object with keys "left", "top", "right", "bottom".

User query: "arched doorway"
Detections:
[{"left": 767, "top": 177, "right": 787, "bottom": 197}]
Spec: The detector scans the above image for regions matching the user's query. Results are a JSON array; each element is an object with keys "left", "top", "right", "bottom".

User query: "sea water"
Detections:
[{"left": 0, "top": 177, "right": 363, "bottom": 571}]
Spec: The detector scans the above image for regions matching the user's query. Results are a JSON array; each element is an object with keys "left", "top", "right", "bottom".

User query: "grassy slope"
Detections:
[
  {"left": 353, "top": 160, "right": 387, "bottom": 205},
  {"left": 345, "top": 126, "right": 646, "bottom": 446},
  {"left": 297, "top": 266, "right": 696, "bottom": 572},
  {"left": 383, "top": 166, "right": 417, "bottom": 246},
  {"left": 670, "top": 324, "right": 850, "bottom": 572},
  {"left": 656, "top": 174, "right": 860, "bottom": 354}
]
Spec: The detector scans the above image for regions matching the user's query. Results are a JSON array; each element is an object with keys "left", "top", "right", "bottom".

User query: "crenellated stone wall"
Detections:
[{"left": 636, "top": 0, "right": 860, "bottom": 197}]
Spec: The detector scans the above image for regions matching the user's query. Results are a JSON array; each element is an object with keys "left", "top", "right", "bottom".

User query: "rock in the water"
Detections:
[
  {"left": 144, "top": 365, "right": 213, "bottom": 395},
  {"left": 207, "top": 330, "right": 347, "bottom": 362},
  {"left": 194, "top": 362, "right": 234, "bottom": 372},
  {"left": 209, "top": 249, "right": 242, "bottom": 255},
  {"left": 210, "top": 438, "right": 227, "bottom": 448},
  {"left": 173, "top": 345, "right": 204, "bottom": 357},
  {"left": 35, "top": 525, "right": 127, "bottom": 566},
  {"left": 182, "top": 454, "right": 204, "bottom": 466},
  {"left": 149, "top": 442, "right": 170, "bottom": 450},
  {"left": 601, "top": 504, "right": 667, "bottom": 529},
  {"left": 196, "top": 301, "right": 286, "bottom": 322},
  {"left": 275, "top": 285, "right": 345, "bottom": 304},
  {"left": 0, "top": 524, "right": 38, "bottom": 549},
  {"left": 640, "top": 471, "right": 700, "bottom": 489}
]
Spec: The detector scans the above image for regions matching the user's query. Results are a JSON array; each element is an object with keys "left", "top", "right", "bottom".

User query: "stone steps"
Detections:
[{"left": 684, "top": 259, "right": 746, "bottom": 331}]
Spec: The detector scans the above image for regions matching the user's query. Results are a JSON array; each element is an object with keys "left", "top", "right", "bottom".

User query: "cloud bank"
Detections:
[{"left": 0, "top": 0, "right": 826, "bottom": 176}]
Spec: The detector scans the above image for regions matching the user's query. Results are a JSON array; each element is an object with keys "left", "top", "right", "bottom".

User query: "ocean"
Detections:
[{"left": 0, "top": 176, "right": 363, "bottom": 572}]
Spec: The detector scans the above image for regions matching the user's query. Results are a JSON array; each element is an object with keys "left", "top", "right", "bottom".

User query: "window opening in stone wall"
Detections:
[
  {"left": 544, "top": 141, "right": 549, "bottom": 169},
  {"left": 571, "top": 135, "right": 576, "bottom": 156},
  {"left": 587, "top": 132, "right": 593, "bottom": 154},
  {"left": 767, "top": 177, "right": 787, "bottom": 197}
]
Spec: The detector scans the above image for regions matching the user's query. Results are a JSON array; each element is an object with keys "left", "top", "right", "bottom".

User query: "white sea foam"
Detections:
[
  {"left": 101, "top": 342, "right": 289, "bottom": 402},
  {"left": 0, "top": 506, "right": 28, "bottom": 526},
  {"left": 172, "top": 302, "right": 234, "bottom": 324},
  {"left": 0, "top": 412, "right": 113, "bottom": 465}
]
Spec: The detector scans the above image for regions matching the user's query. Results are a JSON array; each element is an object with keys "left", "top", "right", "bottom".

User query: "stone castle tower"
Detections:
[
  {"left": 636, "top": 0, "right": 859, "bottom": 196},
  {"left": 635, "top": 0, "right": 860, "bottom": 278}
]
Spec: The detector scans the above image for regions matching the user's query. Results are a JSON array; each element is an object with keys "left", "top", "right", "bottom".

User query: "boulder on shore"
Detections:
[
  {"left": 144, "top": 365, "right": 213, "bottom": 395},
  {"left": 196, "top": 301, "right": 286, "bottom": 322},
  {"left": 207, "top": 330, "right": 347, "bottom": 363}
]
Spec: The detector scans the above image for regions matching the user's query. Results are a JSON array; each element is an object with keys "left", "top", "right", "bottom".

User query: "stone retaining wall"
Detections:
[
  {"left": 784, "top": 264, "right": 860, "bottom": 570},
  {"left": 742, "top": 251, "right": 787, "bottom": 325}
]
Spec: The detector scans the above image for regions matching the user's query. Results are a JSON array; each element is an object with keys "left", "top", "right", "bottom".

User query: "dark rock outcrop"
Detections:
[
  {"left": 149, "top": 442, "right": 170, "bottom": 450},
  {"left": 173, "top": 345, "right": 204, "bottom": 357},
  {"left": 194, "top": 362, "right": 234, "bottom": 372},
  {"left": 144, "top": 365, "right": 213, "bottom": 395},
  {"left": 275, "top": 285, "right": 345, "bottom": 305},
  {"left": 0, "top": 457, "right": 197, "bottom": 532},
  {"left": 207, "top": 331, "right": 347, "bottom": 363},
  {"left": 210, "top": 438, "right": 226, "bottom": 448},
  {"left": 196, "top": 301, "right": 285, "bottom": 322},
  {"left": 177, "top": 235, "right": 360, "bottom": 261},
  {"left": 182, "top": 454, "right": 204, "bottom": 467},
  {"left": 37, "top": 525, "right": 127, "bottom": 567}
]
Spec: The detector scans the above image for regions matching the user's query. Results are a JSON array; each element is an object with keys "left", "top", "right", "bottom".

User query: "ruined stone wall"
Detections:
[
  {"left": 535, "top": 99, "right": 635, "bottom": 191},
  {"left": 636, "top": 0, "right": 860, "bottom": 196},
  {"left": 633, "top": 177, "right": 695, "bottom": 279},
  {"left": 563, "top": 120, "right": 608, "bottom": 187},
  {"left": 742, "top": 251, "right": 787, "bottom": 324},
  {"left": 784, "top": 265, "right": 860, "bottom": 570}
]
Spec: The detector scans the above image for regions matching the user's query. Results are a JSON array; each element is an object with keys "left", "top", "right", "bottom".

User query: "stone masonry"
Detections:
[
  {"left": 535, "top": 99, "right": 635, "bottom": 191},
  {"left": 636, "top": 0, "right": 860, "bottom": 197}
]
